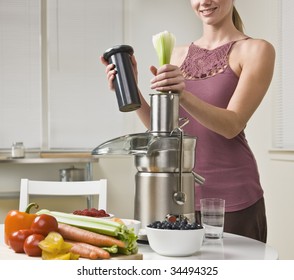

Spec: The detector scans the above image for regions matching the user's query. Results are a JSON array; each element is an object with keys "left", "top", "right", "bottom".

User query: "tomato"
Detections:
[
  {"left": 23, "top": 233, "right": 45, "bottom": 257},
  {"left": 30, "top": 214, "right": 58, "bottom": 236},
  {"left": 8, "top": 229, "right": 34, "bottom": 253}
]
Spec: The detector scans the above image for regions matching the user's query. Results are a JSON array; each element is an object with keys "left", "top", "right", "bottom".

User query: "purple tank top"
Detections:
[{"left": 179, "top": 41, "right": 263, "bottom": 212}]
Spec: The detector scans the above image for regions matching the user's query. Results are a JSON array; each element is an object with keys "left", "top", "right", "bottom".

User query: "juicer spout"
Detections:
[{"left": 192, "top": 171, "right": 205, "bottom": 185}]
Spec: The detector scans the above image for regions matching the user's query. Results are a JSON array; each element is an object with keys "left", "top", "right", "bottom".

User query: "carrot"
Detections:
[
  {"left": 58, "top": 223, "right": 126, "bottom": 248},
  {"left": 67, "top": 241, "right": 110, "bottom": 260}
]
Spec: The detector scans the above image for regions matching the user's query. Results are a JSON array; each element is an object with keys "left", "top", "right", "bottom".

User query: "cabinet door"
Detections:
[
  {"left": 0, "top": 0, "right": 133, "bottom": 150},
  {"left": 0, "top": 0, "right": 42, "bottom": 149},
  {"left": 47, "top": 0, "right": 126, "bottom": 149}
]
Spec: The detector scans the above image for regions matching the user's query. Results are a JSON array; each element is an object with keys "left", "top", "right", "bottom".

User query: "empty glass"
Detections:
[{"left": 200, "top": 198, "right": 225, "bottom": 239}]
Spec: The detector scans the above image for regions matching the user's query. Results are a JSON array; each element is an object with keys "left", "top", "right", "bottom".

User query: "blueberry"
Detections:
[{"left": 147, "top": 218, "right": 203, "bottom": 230}]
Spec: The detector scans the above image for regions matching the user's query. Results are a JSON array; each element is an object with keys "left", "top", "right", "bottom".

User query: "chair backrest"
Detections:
[{"left": 19, "top": 178, "right": 107, "bottom": 212}]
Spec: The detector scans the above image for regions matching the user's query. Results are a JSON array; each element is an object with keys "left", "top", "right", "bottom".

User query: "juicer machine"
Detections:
[{"left": 92, "top": 45, "right": 204, "bottom": 239}]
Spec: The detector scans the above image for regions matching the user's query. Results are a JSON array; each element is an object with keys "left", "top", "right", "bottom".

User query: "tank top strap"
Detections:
[{"left": 180, "top": 38, "right": 249, "bottom": 80}]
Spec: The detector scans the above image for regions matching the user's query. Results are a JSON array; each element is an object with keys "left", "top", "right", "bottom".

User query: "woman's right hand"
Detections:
[
  {"left": 100, "top": 54, "right": 139, "bottom": 91},
  {"left": 100, "top": 56, "right": 116, "bottom": 91}
]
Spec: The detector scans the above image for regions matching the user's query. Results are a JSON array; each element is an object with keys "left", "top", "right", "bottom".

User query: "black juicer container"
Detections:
[{"left": 103, "top": 45, "right": 141, "bottom": 112}]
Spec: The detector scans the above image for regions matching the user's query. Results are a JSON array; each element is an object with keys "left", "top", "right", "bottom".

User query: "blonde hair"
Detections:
[{"left": 232, "top": 6, "right": 244, "bottom": 33}]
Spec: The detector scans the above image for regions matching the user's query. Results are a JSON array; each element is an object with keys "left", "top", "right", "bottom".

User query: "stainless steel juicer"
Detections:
[{"left": 92, "top": 91, "right": 204, "bottom": 235}]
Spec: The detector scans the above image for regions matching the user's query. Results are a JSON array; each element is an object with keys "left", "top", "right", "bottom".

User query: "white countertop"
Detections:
[
  {"left": 0, "top": 224, "right": 278, "bottom": 260},
  {"left": 138, "top": 233, "right": 278, "bottom": 260}
]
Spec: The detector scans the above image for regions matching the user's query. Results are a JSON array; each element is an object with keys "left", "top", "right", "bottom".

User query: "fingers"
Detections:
[
  {"left": 100, "top": 55, "right": 116, "bottom": 91},
  {"left": 150, "top": 64, "right": 185, "bottom": 93},
  {"left": 106, "top": 68, "right": 116, "bottom": 90},
  {"left": 150, "top": 65, "right": 158, "bottom": 76},
  {"left": 151, "top": 79, "right": 185, "bottom": 93},
  {"left": 100, "top": 55, "right": 115, "bottom": 84},
  {"left": 100, "top": 55, "right": 108, "bottom": 66},
  {"left": 130, "top": 55, "right": 137, "bottom": 68}
]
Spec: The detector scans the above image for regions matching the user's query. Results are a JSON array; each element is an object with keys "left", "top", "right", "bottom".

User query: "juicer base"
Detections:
[{"left": 137, "top": 229, "right": 149, "bottom": 244}]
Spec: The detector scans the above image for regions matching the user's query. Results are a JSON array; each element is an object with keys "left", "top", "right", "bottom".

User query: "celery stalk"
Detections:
[
  {"left": 37, "top": 209, "right": 121, "bottom": 236},
  {"left": 152, "top": 30, "right": 176, "bottom": 66},
  {"left": 102, "top": 245, "right": 118, "bottom": 254},
  {"left": 37, "top": 209, "right": 121, "bottom": 228}
]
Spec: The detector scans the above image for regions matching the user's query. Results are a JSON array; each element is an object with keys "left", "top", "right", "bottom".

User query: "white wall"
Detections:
[{"left": 235, "top": 0, "right": 294, "bottom": 260}]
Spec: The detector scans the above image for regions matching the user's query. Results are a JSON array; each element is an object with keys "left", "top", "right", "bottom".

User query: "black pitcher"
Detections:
[{"left": 103, "top": 45, "right": 141, "bottom": 112}]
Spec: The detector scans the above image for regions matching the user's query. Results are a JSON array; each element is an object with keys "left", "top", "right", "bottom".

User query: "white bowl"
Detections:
[
  {"left": 101, "top": 213, "right": 114, "bottom": 219},
  {"left": 145, "top": 227, "right": 204, "bottom": 257},
  {"left": 121, "top": 219, "right": 141, "bottom": 235}
]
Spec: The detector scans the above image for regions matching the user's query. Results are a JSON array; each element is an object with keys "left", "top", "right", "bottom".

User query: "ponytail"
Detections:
[{"left": 232, "top": 6, "right": 244, "bottom": 33}]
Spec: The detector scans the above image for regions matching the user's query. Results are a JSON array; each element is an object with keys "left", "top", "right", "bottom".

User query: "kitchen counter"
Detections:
[
  {"left": 0, "top": 152, "right": 95, "bottom": 164},
  {"left": 0, "top": 224, "right": 278, "bottom": 260},
  {"left": 0, "top": 152, "right": 98, "bottom": 198}
]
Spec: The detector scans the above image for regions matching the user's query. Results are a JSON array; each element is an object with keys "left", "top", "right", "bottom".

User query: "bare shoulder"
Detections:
[
  {"left": 171, "top": 44, "right": 190, "bottom": 66},
  {"left": 238, "top": 38, "right": 275, "bottom": 62},
  {"left": 230, "top": 38, "right": 275, "bottom": 75}
]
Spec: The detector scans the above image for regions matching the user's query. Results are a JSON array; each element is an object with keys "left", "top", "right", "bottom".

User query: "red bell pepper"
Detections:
[{"left": 4, "top": 203, "right": 39, "bottom": 245}]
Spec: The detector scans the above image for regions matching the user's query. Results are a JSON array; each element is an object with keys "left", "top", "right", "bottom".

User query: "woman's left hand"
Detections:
[{"left": 150, "top": 64, "right": 185, "bottom": 93}]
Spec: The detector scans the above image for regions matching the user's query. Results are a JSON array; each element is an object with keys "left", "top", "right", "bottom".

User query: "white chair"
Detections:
[{"left": 19, "top": 178, "right": 107, "bottom": 212}]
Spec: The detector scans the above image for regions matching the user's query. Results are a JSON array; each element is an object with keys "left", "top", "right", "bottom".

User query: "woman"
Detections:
[{"left": 101, "top": 0, "right": 275, "bottom": 242}]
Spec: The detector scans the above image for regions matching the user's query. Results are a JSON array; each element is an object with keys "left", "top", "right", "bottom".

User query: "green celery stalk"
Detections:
[
  {"left": 152, "top": 30, "right": 176, "bottom": 66},
  {"left": 37, "top": 209, "right": 121, "bottom": 227},
  {"left": 102, "top": 245, "right": 118, "bottom": 254},
  {"left": 36, "top": 209, "right": 122, "bottom": 236}
]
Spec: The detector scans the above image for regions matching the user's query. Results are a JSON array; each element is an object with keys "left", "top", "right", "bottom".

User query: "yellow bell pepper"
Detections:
[{"left": 38, "top": 232, "right": 79, "bottom": 260}]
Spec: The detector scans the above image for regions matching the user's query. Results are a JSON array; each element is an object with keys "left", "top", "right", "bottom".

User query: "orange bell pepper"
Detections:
[{"left": 4, "top": 202, "right": 39, "bottom": 245}]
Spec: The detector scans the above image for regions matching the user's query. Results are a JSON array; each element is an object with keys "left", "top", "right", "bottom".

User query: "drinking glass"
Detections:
[{"left": 200, "top": 198, "right": 225, "bottom": 239}]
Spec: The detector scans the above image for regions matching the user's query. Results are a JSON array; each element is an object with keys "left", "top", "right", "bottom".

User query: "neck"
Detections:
[{"left": 198, "top": 19, "right": 243, "bottom": 49}]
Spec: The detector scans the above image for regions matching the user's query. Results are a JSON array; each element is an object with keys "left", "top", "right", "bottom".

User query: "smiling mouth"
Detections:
[{"left": 200, "top": 7, "right": 217, "bottom": 15}]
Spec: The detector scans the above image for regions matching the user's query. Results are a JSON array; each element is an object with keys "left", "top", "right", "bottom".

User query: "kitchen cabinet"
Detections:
[{"left": 0, "top": 0, "right": 129, "bottom": 150}]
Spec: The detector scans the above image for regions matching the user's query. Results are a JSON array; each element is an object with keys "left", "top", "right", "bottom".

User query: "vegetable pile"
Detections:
[
  {"left": 4, "top": 204, "right": 138, "bottom": 260},
  {"left": 37, "top": 209, "right": 138, "bottom": 258}
]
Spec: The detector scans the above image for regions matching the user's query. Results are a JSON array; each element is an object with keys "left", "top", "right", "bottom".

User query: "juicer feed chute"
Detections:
[{"left": 91, "top": 133, "right": 158, "bottom": 156}]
